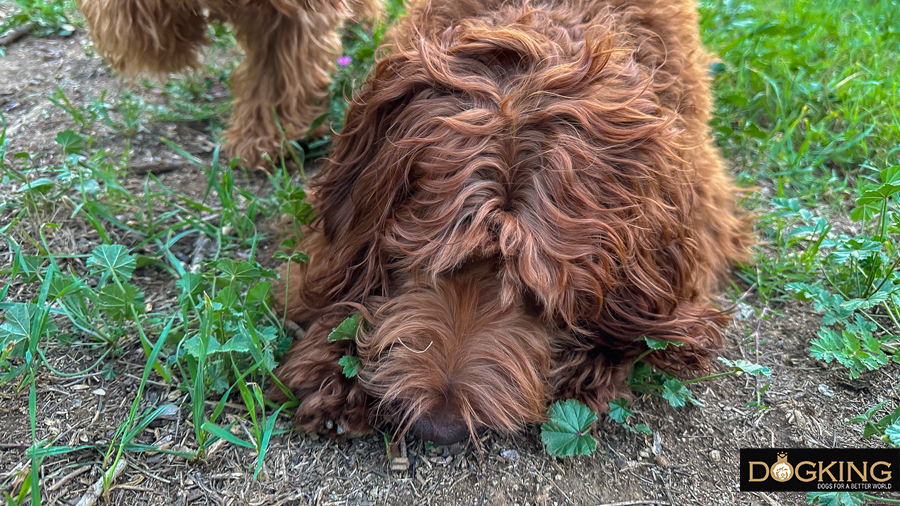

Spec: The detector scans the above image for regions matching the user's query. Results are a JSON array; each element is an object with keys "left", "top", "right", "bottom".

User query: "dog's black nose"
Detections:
[{"left": 411, "top": 414, "right": 469, "bottom": 445}]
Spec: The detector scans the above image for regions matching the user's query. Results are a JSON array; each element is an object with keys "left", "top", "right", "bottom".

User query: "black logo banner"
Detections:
[{"left": 740, "top": 448, "right": 900, "bottom": 492}]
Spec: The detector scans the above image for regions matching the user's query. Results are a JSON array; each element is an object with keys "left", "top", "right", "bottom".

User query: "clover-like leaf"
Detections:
[
  {"left": 643, "top": 337, "right": 684, "bottom": 350},
  {"left": 176, "top": 273, "right": 205, "bottom": 299},
  {"left": 630, "top": 424, "right": 652, "bottom": 435},
  {"left": 0, "top": 303, "right": 34, "bottom": 353},
  {"left": 718, "top": 357, "right": 772, "bottom": 377},
  {"left": 272, "top": 250, "right": 309, "bottom": 264},
  {"left": 216, "top": 258, "right": 261, "bottom": 287},
  {"left": 884, "top": 422, "right": 900, "bottom": 447},
  {"left": 661, "top": 379, "right": 702, "bottom": 408},
  {"left": 339, "top": 355, "right": 360, "bottom": 378},
  {"left": 87, "top": 245, "right": 136, "bottom": 281},
  {"left": 327, "top": 314, "right": 361, "bottom": 342},
  {"left": 540, "top": 399, "right": 598, "bottom": 457},
  {"left": 55, "top": 130, "right": 84, "bottom": 154},
  {"left": 98, "top": 283, "right": 144, "bottom": 321},
  {"left": 806, "top": 492, "right": 866, "bottom": 506},
  {"left": 608, "top": 398, "right": 632, "bottom": 424}
]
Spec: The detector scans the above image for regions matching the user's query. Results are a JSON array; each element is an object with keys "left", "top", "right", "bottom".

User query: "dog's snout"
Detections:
[{"left": 411, "top": 414, "right": 469, "bottom": 446}]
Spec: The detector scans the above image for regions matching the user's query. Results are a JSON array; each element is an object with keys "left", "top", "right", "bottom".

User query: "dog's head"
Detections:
[
  {"left": 355, "top": 262, "right": 568, "bottom": 444},
  {"left": 312, "top": 4, "right": 703, "bottom": 331}
]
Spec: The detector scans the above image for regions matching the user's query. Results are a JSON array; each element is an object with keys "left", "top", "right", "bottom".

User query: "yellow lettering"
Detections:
[
  {"left": 848, "top": 461, "right": 868, "bottom": 482},
  {"left": 797, "top": 461, "right": 817, "bottom": 482},
  {"left": 871, "top": 462, "right": 892, "bottom": 483},
  {"left": 819, "top": 461, "right": 838, "bottom": 482},
  {"left": 748, "top": 462, "right": 770, "bottom": 482}
]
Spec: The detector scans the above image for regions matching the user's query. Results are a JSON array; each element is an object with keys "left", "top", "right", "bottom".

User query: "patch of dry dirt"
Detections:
[{"left": 2, "top": 15, "right": 900, "bottom": 506}]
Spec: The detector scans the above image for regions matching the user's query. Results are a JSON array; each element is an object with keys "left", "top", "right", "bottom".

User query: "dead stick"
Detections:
[
  {"left": 47, "top": 465, "right": 91, "bottom": 493},
  {"left": 595, "top": 501, "right": 671, "bottom": 506},
  {"left": 74, "top": 460, "right": 127, "bottom": 506},
  {"left": 0, "top": 22, "right": 33, "bottom": 46}
]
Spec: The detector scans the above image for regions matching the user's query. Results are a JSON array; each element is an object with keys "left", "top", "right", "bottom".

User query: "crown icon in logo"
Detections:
[{"left": 771, "top": 452, "right": 793, "bottom": 482}]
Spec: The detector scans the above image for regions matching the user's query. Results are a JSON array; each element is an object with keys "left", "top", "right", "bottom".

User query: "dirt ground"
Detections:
[{"left": 2, "top": 12, "right": 900, "bottom": 506}]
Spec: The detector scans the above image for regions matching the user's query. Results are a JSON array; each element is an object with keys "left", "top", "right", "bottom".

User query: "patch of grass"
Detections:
[
  {"left": 701, "top": 0, "right": 900, "bottom": 197},
  {"left": 0, "top": 0, "right": 78, "bottom": 40},
  {"left": 0, "top": 107, "right": 314, "bottom": 497},
  {"left": 698, "top": 2, "right": 900, "bottom": 503}
]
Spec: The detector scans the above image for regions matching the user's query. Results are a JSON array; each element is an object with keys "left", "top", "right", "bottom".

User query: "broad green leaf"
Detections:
[
  {"left": 0, "top": 303, "right": 33, "bottom": 352},
  {"left": 216, "top": 259, "right": 267, "bottom": 287},
  {"left": 540, "top": 399, "right": 597, "bottom": 457},
  {"left": 213, "top": 285, "right": 239, "bottom": 310},
  {"left": 630, "top": 424, "right": 652, "bottom": 435},
  {"left": 176, "top": 273, "right": 204, "bottom": 298},
  {"left": 846, "top": 401, "right": 886, "bottom": 425},
  {"left": 98, "top": 283, "right": 144, "bottom": 321},
  {"left": 661, "top": 379, "right": 702, "bottom": 408},
  {"left": 718, "top": 357, "right": 772, "bottom": 376},
  {"left": 339, "top": 355, "right": 360, "bottom": 378},
  {"left": 805, "top": 492, "right": 866, "bottom": 506},
  {"left": 644, "top": 336, "right": 684, "bottom": 350},
  {"left": 87, "top": 244, "right": 136, "bottom": 280},
  {"left": 884, "top": 422, "right": 900, "bottom": 447},
  {"left": 327, "top": 314, "right": 361, "bottom": 342},
  {"left": 608, "top": 398, "right": 632, "bottom": 424},
  {"left": 54, "top": 130, "right": 84, "bottom": 154},
  {"left": 246, "top": 281, "right": 271, "bottom": 305}
]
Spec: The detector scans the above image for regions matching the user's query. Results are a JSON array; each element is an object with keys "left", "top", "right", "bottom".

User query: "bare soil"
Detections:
[{"left": 2, "top": 13, "right": 899, "bottom": 506}]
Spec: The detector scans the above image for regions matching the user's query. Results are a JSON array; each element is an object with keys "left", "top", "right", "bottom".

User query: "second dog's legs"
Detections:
[
  {"left": 78, "top": 0, "right": 208, "bottom": 75},
  {"left": 224, "top": 5, "right": 344, "bottom": 169}
]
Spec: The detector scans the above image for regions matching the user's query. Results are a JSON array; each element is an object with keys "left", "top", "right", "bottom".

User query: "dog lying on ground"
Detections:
[
  {"left": 272, "top": 0, "right": 752, "bottom": 445},
  {"left": 77, "top": 0, "right": 381, "bottom": 168}
]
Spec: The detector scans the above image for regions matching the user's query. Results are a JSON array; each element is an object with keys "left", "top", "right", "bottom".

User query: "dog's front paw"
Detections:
[
  {"left": 291, "top": 374, "right": 373, "bottom": 438},
  {"left": 271, "top": 320, "right": 374, "bottom": 438}
]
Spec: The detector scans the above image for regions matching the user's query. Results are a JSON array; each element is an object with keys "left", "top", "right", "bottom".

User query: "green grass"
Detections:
[{"left": 2, "top": 0, "right": 900, "bottom": 503}]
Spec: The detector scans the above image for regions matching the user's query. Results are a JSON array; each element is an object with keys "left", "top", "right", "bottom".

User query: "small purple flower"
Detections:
[{"left": 337, "top": 56, "right": 352, "bottom": 66}]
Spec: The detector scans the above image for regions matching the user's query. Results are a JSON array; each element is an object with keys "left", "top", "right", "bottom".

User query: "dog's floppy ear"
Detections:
[{"left": 302, "top": 48, "right": 427, "bottom": 305}]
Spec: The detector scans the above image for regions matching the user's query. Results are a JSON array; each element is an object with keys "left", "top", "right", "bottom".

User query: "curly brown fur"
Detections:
[
  {"left": 77, "top": 0, "right": 381, "bottom": 168},
  {"left": 274, "top": 0, "right": 753, "bottom": 444}
]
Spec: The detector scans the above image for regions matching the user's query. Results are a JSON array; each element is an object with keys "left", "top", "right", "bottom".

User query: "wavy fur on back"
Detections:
[
  {"left": 77, "top": 0, "right": 381, "bottom": 168},
  {"left": 273, "top": 0, "right": 752, "bottom": 444}
]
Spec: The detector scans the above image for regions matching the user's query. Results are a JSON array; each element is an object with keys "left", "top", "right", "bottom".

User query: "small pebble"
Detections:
[
  {"left": 710, "top": 450, "right": 721, "bottom": 462},
  {"left": 818, "top": 383, "right": 835, "bottom": 397},
  {"left": 500, "top": 449, "right": 520, "bottom": 461}
]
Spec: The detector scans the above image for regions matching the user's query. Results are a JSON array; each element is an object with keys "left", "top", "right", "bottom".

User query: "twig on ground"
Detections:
[
  {"left": 0, "top": 443, "right": 30, "bottom": 449},
  {"left": 47, "top": 465, "right": 92, "bottom": 493},
  {"left": 74, "top": 459, "right": 127, "bottom": 506},
  {"left": 595, "top": 501, "right": 672, "bottom": 506},
  {"left": 0, "top": 22, "right": 33, "bottom": 46},
  {"left": 130, "top": 162, "right": 186, "bottom": 175}
]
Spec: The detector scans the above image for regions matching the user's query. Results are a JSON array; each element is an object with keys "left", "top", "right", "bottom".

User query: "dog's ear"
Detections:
[{"left": 303, "top": 48, "right": 427, "bottom": 305}]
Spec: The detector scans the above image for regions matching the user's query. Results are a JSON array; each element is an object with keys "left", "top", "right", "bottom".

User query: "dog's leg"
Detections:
[
  {"left": 552, "top": 344, "right": 639, "bottom": 414},
  {"left": 223, "top": 5, "right": 345, "bottom": 169},
  {"left": 78, "top": 0, "right": 208, "bottom": 75},
  {"left": 553, "top": 300, "right": 729, "bottom": 414},
  {"left": 271, "top": 319, "right": 373, "bottom": 436}
]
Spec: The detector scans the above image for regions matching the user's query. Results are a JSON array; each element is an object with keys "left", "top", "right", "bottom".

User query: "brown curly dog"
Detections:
[
  {"left": 272, "top": 0, "right": 752, "bottom": 446},
  {"left": 77, "top": 0, "right": 381, "bottom": 168}
]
